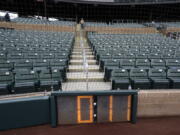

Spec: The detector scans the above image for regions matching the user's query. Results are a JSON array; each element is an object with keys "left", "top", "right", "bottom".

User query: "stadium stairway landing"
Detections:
[{"left": 62, "top": 25, "right": 111, "bottom": 91}]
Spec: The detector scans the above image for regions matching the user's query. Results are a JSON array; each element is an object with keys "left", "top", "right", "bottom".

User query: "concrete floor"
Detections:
[{"left": 1, "top": 117, "right": 180, "bottom": 135}]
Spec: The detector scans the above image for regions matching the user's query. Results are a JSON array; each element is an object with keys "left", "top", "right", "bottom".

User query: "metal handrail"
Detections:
[{"left": 80, "top": 30, "right": 89, "bottom": 91}]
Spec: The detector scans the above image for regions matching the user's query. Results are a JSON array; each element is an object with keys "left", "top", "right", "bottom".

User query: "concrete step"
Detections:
[
  {"left": 70, "top": 59, "right": 96, "bottom": 65},
  {"left": 71, "top": 52, "right": 93, "bottom": 56},
  {"left": 62, "top": 82, "right": 111, "bottom": 91},
  {"left": 71, "top": 54, "right": 93, "bottom": 56},
  {"left": 71, "top": 55, "right": 94, "bottom": 60},
  {"left": 73, "top": 50, "right": 93, "bottom": 53},
  {"left": 73, "top": 48, "right": 91, "bottom": 51},
  {"left": 68, "top": 65, "right": 99, "bottom": 72},
  {"left": 67, "top": 72, "right": 104, "bottom": 82},
  {"left": 72, "top": 52, "right": 93, "bottom": 55},
  {"left": 75, "top": 39, "right": 87, "bottom": 42},
  {"left": 73, "top": 47, "right": 91, "bottom": 49}
]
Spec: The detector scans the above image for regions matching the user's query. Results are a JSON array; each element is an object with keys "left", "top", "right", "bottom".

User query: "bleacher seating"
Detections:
[
  {"left": 143, "top": 22, "right": 180, "bottom": 28},
  {"left": 12, "top": 17, "right": 75, "bottom": 26},
  {"left": 161, "top": 22, "right": 180, "bottom": 28},
  {"left": 0, "top": 29, "right": 74, "bottom": 95},
  {"left": 88, "top": 33, "right": 180, "bottom": 89}
]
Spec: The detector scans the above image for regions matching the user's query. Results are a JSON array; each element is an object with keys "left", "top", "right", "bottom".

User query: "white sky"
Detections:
[{"left": 0, "top": 11, "right": 18, "bottom": 19}]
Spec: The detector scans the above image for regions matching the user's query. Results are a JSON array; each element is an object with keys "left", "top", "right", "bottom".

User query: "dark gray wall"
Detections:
[{"left": 0, "top": 96, "right": 50, "bottom": 131}]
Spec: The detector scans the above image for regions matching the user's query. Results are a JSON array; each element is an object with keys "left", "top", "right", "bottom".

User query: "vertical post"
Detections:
[
  {"left": 80, "top": 29, "right": 89, "bottom": 91},
  {"left": 44, "top": 0, "right": 47, "bottom": 19},
  {"left": 50, "top": 96, "right": 57, "bottom": 127},
  {"left": 131, "top": 94, "right": 138, "bottom": 124}
]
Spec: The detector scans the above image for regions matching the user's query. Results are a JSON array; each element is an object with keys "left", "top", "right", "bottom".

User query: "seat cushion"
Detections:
[
  {"left": 40, "top": 80, "right": 59, "bottom": 86},
  {"left": 15, "top": 82, "right": 35, "bottom": 87},
  {"left": 152, "top": 78, "right": 169, "bottom": 83},
  {"left": 133, "top": 79, "right": 150, "bottom": 83},
  {"left": 114, "top": 79, "right": 130, "bottom": 84},
  {"left": 104, "top": 67, "right": 119, "bottom": 81},
  {"left": 0, "top": 83, "right": 8, "bottom": 89},
  {"left": 112, "top": 79, "right": 130, "bottom": 90},
  {"left": 151, "top": 78, "right": 170, "bottom": 89},
  {"left": 170, "top": 78, "right": 180, "bottom": 83},
  {"left": 0, "top": 84, "right": 9, "bottom": 95},
  {"left": 131, "top": 79, "right": 151, "bottom": 89}
]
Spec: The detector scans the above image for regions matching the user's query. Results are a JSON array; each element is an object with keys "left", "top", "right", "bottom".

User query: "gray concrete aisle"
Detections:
[{"left": 62, "top": 25, "right": 111, "bottom": 91}]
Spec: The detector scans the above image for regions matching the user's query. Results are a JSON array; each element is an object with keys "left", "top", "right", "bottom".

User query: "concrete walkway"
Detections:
[{"left": 62, "top": 25, "right": 111, "bottom": 91}]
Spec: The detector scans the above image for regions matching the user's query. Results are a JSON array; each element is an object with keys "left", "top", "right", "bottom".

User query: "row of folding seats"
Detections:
[
  {"left": 111, "top": 68, "right": 180, "bottom": 90},
  {"left": 95, "top": 50, "right": 179, "bottom": 59},
  {"left": 93, "top": 50, "right": 180, "bottom": 68},
  {"left": 93, "top": 44, "right": 178, "bottom": 51},
  {"left": 0, "top": 30, "right": 74, "bottom": 48},
  {"left": 0, "top": 47, "right": 71, "bottom": 52},
  {"left": 103, "top": 59, "right": 180, "bottom": 81},
  {"left": 97, "top": 53, "right": 180, "bottom": 64},
  {"left": 12, "top": 17, "right": 75, "bottom": 26},
  {"left": 0, "top": 53, "right": 70, "bottom": 61},
  {"left": 94, "top": 45, "right": 179, "bottom": 53},
  {"left": 0, "top": 59, "right": 67, "bottom": 81},
  {"left": 88, "top": 34, "right": 179, "bottom": 52},
  {"left": 0, "top": 69, "right": 62, "bottom": 95},
  {"left": 0, "top": 44, "right": 72, "bottom": 48},
  {"left": 1, "top": 39, "right": 73, "bottom": 45},
  {"left": 101, "top": 57, "right": 180, "bottom": 70}
]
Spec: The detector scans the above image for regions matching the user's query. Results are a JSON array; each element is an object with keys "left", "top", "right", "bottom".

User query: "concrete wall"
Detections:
[
  {"left": 85, "top": 26, "right": 157, "bottom": 34},
  {"left": 138, "top": 90, "right": 180, "bottom": 117},
  {"left": 0, "top": 96, "right": 50, "bottom": 130}
]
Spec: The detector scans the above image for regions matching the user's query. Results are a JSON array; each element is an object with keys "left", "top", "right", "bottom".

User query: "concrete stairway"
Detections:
[{"left": 62, "top": 25, "right": 111, "bottom": 91}]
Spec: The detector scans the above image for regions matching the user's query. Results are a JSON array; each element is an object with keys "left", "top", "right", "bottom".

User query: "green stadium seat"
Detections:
[
  {"left": 136, "top": 59, "right": 150, "bottom": 69},
  {"left": 151, "top": 59, "right": 166, "bottom": 69},
  {"left": 166, "top": 59, "right": 180, "bottom": 69},
  {"left": 120, "top": 59, "right": 135, "bottom": 69},
  {"left": 0, "top": 60, "right": 13, "bottom": 71},
  {"left": 25, "top": 53, "right": 40, "bottom": 60},
  {"left": 149, "top": 68, "right": 169, "bottom": 89},
  {"left": 33, "top": 59, "right": 49, "bottom": 71},
  {"left": 50, "top": 59, "right": 67, "bottom": 81},
  {"left": 112, "top": 53, "right": 124, "bottom": 60},
  {"left": 135, "top": 53, "right": 148, "bottom": 59},
  {"left": 39, "top": 69, "right": 62, "bottom": 91},
  {"left": 99, "top": 53, "right": 112, "bottom": 70},
  {"left": 104, "top": 59, "right": 120, "bottom": 81},
  {"left": 167, "top": 68, "right": 180, "bottom": 88},
  {"left": 14, "top": 70, "right": 38, "bottom": 94},
  {"left": 130, "top": 68, "right": 151, "bottom": 89},
  {"left": 14, "top": 59, "right": 33, "bottom": 71},
  {"left": 0, "top": 71, "right": 13, "bottom": 95},
  {"left": 111, "top": 69, "right": 130, "bottom": 90},
  {"left": 124, "top": 53, "right": 135, "bottom": 59},
  {"left": 41, "top": 53, "right": 55, "bottom": 60},
  {"left": 148, "top": 53, "right": 161, "bottom": 59}
]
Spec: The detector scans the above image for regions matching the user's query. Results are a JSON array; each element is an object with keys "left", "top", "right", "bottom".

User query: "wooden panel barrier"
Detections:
[
  {"left": 0, "top": 22, "right": 75, "bottom": 32},
  {"left": 166, "top": 27, "right": 180, "bottom": 33},
  {"left": 85, "top": 26, "right": 157, "bottom": 34}
]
